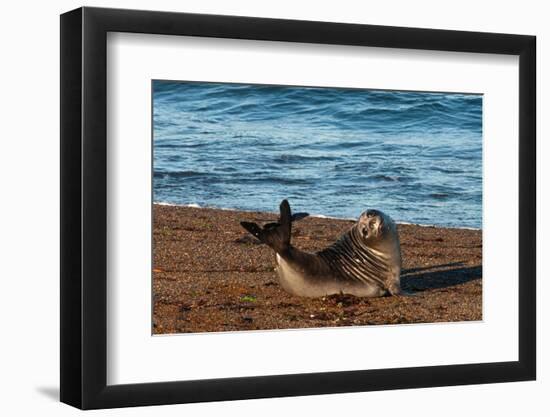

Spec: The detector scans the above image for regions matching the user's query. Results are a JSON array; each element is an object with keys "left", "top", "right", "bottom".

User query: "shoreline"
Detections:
[
  {"left": 153, "top": 202, "right": 482, "bottom": 231},
  {"left": 153, "top": 204, "right": 482, "bottom": 334}
]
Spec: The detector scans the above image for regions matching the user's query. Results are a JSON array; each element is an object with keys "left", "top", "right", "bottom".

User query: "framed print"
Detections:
[{"left": 60, "top": 6, "right": 536, "bottom": 410}]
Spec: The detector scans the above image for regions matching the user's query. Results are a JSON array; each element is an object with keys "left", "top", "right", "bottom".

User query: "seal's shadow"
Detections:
[{"left": 401, "top": 262, "right": 482, "bottom": 292}]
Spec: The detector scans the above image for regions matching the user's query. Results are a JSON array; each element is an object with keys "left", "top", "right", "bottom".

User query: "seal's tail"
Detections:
[{"left": 241, "top": 199, "right": 307, "bottom": 254}]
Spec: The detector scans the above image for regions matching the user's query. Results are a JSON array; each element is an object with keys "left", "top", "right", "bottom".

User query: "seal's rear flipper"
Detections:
[
  {"left": 292, "top": 212, "right": 309, "bottom": 222},
  {"left": 260, "top": 213, "right": 309, "bottom": 230},
  {"left": 239, "top": 199, "right": 294, "bottom": 254},
  {"left": 240, "top": 222, "right": 264, "bottom": 240}
]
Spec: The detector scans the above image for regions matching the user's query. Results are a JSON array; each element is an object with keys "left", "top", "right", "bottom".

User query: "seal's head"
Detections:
[{"left": 357, "top": 209, "right": 397, "bottom": 246}]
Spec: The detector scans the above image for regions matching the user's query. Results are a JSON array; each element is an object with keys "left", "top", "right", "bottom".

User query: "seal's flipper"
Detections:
[
  {"left": 278, "top": 199, "right": 292, "bottom": 246},
  {"left": 266, "top": 213, "right": 308, "bottom": 228},
  {"left": 240, "top": 222, "right": 263, "bottom": 240},
  {"left": 263, "top": 222, "right": 280, "bottom": 230},
  {"left": 291, "top": 212, "right": 309, "bottom": 222},
  {"left": 239, "top": 200, "right": 294, "bottom": 254}
]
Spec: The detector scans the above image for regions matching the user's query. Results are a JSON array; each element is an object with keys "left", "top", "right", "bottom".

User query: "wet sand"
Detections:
[{"left": 153, "top": 204, "right": 482, "bottom": 334}]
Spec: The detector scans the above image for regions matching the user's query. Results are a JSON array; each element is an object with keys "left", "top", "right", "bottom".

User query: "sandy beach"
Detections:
[{"left": 153, "top": 204, "right": 482, "bottom": 334}]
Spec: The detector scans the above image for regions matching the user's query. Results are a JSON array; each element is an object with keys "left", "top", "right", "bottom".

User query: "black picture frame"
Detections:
[{"left": 60, "top": 6, "right": 536, "bottom": 410}]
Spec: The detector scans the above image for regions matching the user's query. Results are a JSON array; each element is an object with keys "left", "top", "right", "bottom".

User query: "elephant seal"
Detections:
[{"left": 240, "top": 200, "right": 402, "bottom": 298}]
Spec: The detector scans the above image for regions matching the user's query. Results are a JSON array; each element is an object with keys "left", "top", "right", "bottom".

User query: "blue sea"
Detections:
[{"left": 153, "top": 81, "right": 482, "bottom": 229}]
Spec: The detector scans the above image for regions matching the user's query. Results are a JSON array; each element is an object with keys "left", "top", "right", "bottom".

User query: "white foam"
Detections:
[
  {"left": 155, "top": 202, "right": 201, "bottom": 208},
  {"left": 154, "top": 202, "right": 267, "bottom": 214},
  {"left": 155, "top": 201, "right": 177, "bottom": 206},
  {"left": 396, "top": 221, "right": 481, "bottom": 231},
  {"left": 310, "top": 213, "right": 355, "bottom": 221}
]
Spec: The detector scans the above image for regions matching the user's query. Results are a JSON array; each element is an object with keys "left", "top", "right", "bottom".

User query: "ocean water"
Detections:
[{"left": 153, "top": 81, "right": 482, "bottom": 229}]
